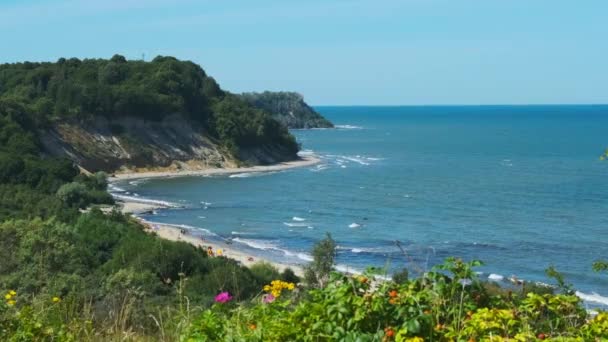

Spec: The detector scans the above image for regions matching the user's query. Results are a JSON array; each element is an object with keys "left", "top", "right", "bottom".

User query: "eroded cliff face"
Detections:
[{"left": 39, "top": 115, "right": 295, "bottom": 173}]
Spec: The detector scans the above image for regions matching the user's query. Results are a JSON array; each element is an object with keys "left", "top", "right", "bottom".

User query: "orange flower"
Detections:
[
  {"left": 388, "top": 290, "right": 398, "bottom": 298},
  {"left": 388, "top": 298, "right": 396, "bottom": 305},
  {"left": 359, "top": 276, "right": 368, "bottom": 284},
  {"left": 384, "top": 327, "right": 395, "bottom": 337},
  {"left": 249, "top": 323, "right": 256, "bottom": 330}
]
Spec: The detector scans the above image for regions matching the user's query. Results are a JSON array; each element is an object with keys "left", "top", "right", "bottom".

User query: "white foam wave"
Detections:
[
  {"left": 292, "top": 216, "right": 306, "bottom": 222},
  {"left": 297, "top": 149, "right": 315, "bottom": 157},
  {"left": 335, "top": 124, "right": 363, "bottom": 130},
  {"left": 341, "top": 156, "right": 370, "bottom": 166},
  {"left": 200, "top": 201, "right": 212, "bottom": 206},
  {"left": 198, "top": 216, "right": 206, "bottom": 219},
  {"left": 488, "top": 274, "right": 504, "bottom": 282},
  {"left": 141, "top": 220, "right": 216, "bottom": 236},
  {"left": 349, "top": 223, "right": 361, "bottom": 228},
  {"left": 128, "top": 179, "right": 149, "bottom": 186},
  {"left": 233, "top": 238, "right": 279, "bottom": 250},
  {"left": 310, "top": 164, "right": 329, "bottom": 172},
  {"left": 229, "top": 172, "right": 256, "bottom": 178},
  {"left": 576, "top": 291, "right": 608, "bottom": 306},
  {"left": 108, "top": 184, "right": 127, "bottom": 192},
  {"left": 231, "top": 231, "right": 255, "bottom": 235},
  {"left": 112, "top": 194, "right": 179, "bottom": 208},
  {"left": 283, "top": 222, "right": 309, "bottom": 227}
]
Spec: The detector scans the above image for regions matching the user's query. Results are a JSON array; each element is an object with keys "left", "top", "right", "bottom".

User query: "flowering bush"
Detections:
[{"left": 185, "top": 258, "right": 607, "bottom": 341}]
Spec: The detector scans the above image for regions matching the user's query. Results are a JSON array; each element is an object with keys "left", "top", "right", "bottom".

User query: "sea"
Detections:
[{"left": 110, "top": 105, "right": 608, "bottom": 308}]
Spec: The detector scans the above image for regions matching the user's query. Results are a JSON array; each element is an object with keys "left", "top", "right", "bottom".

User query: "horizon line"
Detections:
[{"left": 311, "top": 103, "right": 608, "bottom": 107}]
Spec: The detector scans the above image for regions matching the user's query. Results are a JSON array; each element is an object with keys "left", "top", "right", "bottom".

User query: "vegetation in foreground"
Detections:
[{"left": 0, "top": 57, "right": 607, "bottom": 340}]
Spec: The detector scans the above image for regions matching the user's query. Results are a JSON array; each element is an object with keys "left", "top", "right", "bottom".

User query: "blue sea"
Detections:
[{"left": 111, "top": 106, "right": 608, "bottom": 307}]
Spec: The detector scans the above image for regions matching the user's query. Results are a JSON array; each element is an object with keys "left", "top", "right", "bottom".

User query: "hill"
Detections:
[
  {"left": 0, "top": 55, "right": 299, "bottom": 172},
  {"left": 240, "top": 91, "right": 333, "bottom": 129}
]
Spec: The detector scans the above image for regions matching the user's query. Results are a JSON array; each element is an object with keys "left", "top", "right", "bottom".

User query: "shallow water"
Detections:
[{"left": 113, "top": 105, "right": 608, "bottom": 307}]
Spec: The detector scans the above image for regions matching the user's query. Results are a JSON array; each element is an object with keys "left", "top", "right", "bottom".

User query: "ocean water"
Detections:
[{"left": 112, "top": 106, "right": 608, "bottom": 307}]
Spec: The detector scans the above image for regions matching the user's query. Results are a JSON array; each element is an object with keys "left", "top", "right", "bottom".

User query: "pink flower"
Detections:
[
  {"left": 263, "top": 294, "right": 275, "bottom": 303},
  {"left": 214, "top": 291, "right": 232, "bottom": 303}
]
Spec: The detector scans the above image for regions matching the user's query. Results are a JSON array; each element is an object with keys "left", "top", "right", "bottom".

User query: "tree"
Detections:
[{"left": 304, "top": 233, "right": 337, "bottom": 288}]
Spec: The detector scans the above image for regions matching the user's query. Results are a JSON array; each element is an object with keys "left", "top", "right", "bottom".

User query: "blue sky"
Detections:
[{"left": 1, "top": 0, "right": 607, "bottom": 105}]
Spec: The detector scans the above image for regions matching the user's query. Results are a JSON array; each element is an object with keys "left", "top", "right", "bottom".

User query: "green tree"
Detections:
[{"left": 304, "top": 232, "right": 337, "bottom": 288}]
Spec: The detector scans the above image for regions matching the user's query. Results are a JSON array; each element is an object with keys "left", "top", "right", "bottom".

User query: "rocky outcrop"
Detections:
[
  {"left": 39, "top": 114, "right": 295, "bottom": 173},
  {"left": 240, "top": 92, "right": 333, "bottom": 129}
]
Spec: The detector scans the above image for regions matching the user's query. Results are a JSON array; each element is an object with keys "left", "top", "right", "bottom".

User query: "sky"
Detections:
[{"left": 1, "top": 0, "right": 607, "bottom": 105}]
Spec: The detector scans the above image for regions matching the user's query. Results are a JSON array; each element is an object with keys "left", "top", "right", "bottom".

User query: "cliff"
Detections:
[
  {"left": 38, "top": 115, "right": 296, "bottom": 173},
  {"left": 240, "top": 91, "right": 333, "bottom": 129},
  {"left": 0, "top": 56, "right": 299, "bottom": 173}
]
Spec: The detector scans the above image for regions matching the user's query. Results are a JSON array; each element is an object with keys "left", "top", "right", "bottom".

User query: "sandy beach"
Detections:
[
  {"left": 138, "top": 218, "right": 304, "bottom": 276},
  {"left": 110, "top": 157, "right": 317, "bottom": 277},
  {"left": 110, "top": 155, "right": 320, "bottom": 182}
]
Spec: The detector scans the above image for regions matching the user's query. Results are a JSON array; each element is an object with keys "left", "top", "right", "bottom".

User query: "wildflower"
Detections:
[
  {"left": 359, "top": 276, "right": 368, "bottom": 284},
  {"left": 52, "top": 297, "right": 61, "bottom": 303},
  {"left": 4, "top": 293, "right": 11, "bottom": 300},
  {"left": 388, "top": 298, "right": 396, "bottom": 305},
  {"left": 389, "top": 290, "right": 398, "bottom": 298},
  {"left": 263, "top": 294, "right": 275, "bottom": 303},
  {"left": 249, "top": 323, "right": 256, "bottom": 330},
  {"left": 384, "top": 327, "right": 394, "bottom": 337},
  {"left": 214, "top": 291, "right": 232, "bottom": 303},
  {"left": 7, "top": 300, "right": 15, "bottom": 306},
  {"left": 9, "top": 290, "right": 16, "bottom": 296},
  {"left": 262, "top": 280, "right": 296, "bottom": 298}
]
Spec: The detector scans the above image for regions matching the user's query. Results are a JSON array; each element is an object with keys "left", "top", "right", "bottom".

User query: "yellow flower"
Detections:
[
  {"left": 52, "top": 297, "right": 61, "bottom": 303},
  {"left": 287, "top": 283, "right": 295, "bottom": 290},
  {"left": 4, "top": 293, "right": 11, "bottom": 300},
  {"left": 9, "top": 290, "right": 16, "bottom": 296},
  {"left": 7, "top": 300, "right": 15, "bottom": 306}
]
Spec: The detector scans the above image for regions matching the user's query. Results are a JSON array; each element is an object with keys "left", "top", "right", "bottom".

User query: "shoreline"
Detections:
[
  {"left": 136, "top": 216, "right": 305, "bottom": 277},
  {"left": 109, "top": 155, "right": 320, "bottom": 182},
  {"left": 111, "top": 156, "right": 320, "bottom": 277}
]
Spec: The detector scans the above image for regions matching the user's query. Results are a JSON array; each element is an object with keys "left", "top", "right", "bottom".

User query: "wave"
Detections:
[
  {"left": 231, "top": 231, "right": 255, "bottom": 235},
  {"left": 488, "top": 274, "right": 504, "bottom": 282},
  {"left": 229, "top": 171, "right": 278, "bottom": 178},
  {"left": 140, "top": 220, "right": 216, "bottom": 237},
  {"left": 292, "top": 216, "right": 306, "bottom": 222},
  {"left": 229, "top": 172, "right": 256, "bottom": 178},
  {"left": 576, "top": 291, "right": 608, "bottom": 307},
  {"left": 108, "top": 184, "right": 127, "bottom": 193},
  {"left": 309, "top": 164, "right": 329, "bottom": 172},
  {"left": 297, "top": 149, "right": 315, "bottom": 157},
  {"left": 112, "top": 194, "right": 179, "bottom": 208},
  {"left": 349, "top": 223, "right": 361, "bottom": 228},
  {"left": 335, "top": 124, "right": 363, "bottom": 130},
  {"left": 283, "top": 222, "right": 309, "bottom": 227},
  {"left": 128, "top": 179, "right": 149, "bottom": 186}
]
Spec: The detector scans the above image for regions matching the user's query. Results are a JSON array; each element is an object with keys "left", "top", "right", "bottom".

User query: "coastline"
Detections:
[
  {"left": 135, "top": 216, "right": 305, "bottom": 277},
  {"left": 110, "top": 156, "right": 320, "bottom": 277},
  {"left": 109, "top": 155, "right": 320, "bottom": 182}
]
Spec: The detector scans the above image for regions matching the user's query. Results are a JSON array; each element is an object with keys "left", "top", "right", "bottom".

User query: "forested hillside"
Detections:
[
  {"left": 241, "top": 91, "right": 333, "bottom": 129},
  {"left": 0, "top": 55, "right": 298, "bottom": 171}
]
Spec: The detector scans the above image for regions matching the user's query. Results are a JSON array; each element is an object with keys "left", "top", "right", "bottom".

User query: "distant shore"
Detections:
[
  {"left": 110, "top": 156, "right": 319, "bottom": 277},
  {"left": 109, "top": 155, "right": 320, "bottom": 182}
]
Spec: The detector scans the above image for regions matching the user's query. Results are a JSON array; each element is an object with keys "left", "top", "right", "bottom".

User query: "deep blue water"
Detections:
[{"left": 113, "top": 106, "right": 608, "bottom": 306}]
